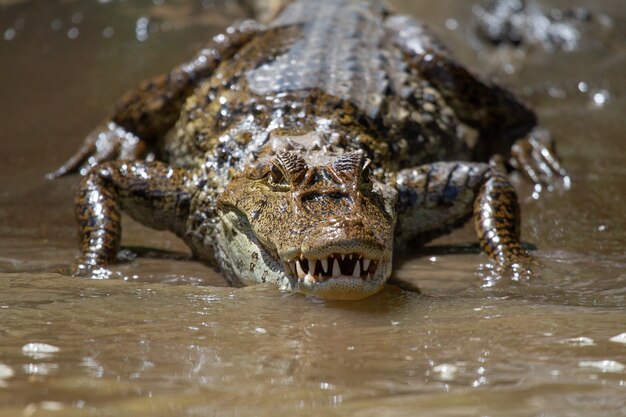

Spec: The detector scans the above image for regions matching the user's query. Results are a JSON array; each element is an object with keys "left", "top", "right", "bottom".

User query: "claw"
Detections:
[
  {"left": 510, "top": 128, "right": 569, "bottom": 189},
  {"left": 47, "top": 121, "right": 147, "bottom": 179},
  {"left": 46, "top": 137, "right": 97, "bottom": 180}
]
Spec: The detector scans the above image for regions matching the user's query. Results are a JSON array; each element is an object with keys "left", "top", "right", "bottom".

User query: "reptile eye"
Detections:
[{"left": 269, "top": 163, "right": 288, "bottom": 187}]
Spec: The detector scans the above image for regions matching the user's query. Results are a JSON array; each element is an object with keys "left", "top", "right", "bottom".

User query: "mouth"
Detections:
[{"left": 282, "top": 253, "right": 380, "bottom": 284}]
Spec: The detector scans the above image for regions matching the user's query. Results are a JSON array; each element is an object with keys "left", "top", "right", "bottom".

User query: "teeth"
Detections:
[
  {"left": 288, "top": 254, "right": 378, "bottom": 281},
  {"left": 296, "top": 260, "right": 305, "bottom": 279},
  {"left": 320, "top": 258, "right": 328, "bottom": 274},
  {"left": 362, "top": 258, "right": 370, "bottom": 271},
  {"left": 332, "top": 259, "right": 341, "bottom": 277}
]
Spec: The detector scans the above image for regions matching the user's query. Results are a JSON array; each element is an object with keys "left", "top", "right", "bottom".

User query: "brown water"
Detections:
[{"left": 0, "top": 0, "right": 625, "bottom": 416}]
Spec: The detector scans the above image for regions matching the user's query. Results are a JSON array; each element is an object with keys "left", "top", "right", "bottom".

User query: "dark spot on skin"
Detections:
[{"left": 442, "top": 185, "right": 458, "bottom": 202}]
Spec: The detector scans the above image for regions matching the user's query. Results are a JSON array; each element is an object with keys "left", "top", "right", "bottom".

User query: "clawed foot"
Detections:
[
  {"left": 480, "top": 257, "right": 539, "bottom": 288},
  {"left": 510, "top": 128, "right": 570, "bottom": 190},
  {"left": 46, "top": 121, "right": 151, "bottom": 179},
  {"left": 71, "top": 262, "right": 122, "bottom": 280},
  {"left": 69, "top": 250, "right": 138, "bottom": 279}
]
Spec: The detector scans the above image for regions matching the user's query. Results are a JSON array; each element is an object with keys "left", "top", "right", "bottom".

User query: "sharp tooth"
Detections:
[
  {"left": 304, "top": 273, "right": 315, "bottom": 284},
  {"left": 341, "top": 254, "right": 345, "bottom": 260},
  {"left": 283, "top": 261, "right": 292, "bottom": 275},
  {"left": 332, "top": 259, "right": 341, "bottom": 277},
  {"left": 320, "top": 258, "right": 328, "bottom": 274},
  {"left": 362, "top": 258, "right": 370, "bottom": 271},
  {"left": 310, "top": 258, "right": 317, "bottom": 274},
  {"left": 296, "top": 260, "right": 305, "bottom": 279},
  {"left": 353, "top": 261, "right": 360, "bottom": 278}
]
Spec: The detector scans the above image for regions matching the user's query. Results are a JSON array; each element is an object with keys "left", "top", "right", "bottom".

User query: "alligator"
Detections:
[{"left": 50, "top": 0, "right": 567, "bottom": 300}]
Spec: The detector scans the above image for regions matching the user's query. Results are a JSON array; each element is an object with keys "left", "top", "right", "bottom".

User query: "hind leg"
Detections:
[
  {"left": 48, "top": 20, "right": 261, "bottom": 179},
  {"left": 385, "top": 15, "right": 568, "bottom": 188}
]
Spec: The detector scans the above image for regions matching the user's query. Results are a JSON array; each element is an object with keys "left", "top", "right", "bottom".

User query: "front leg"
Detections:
[
  {"left": 394, "top": 162, "right": 531, "bottom": 269},
  {"left": 73, "top": 161, "right": 196, "bottom": 277}
]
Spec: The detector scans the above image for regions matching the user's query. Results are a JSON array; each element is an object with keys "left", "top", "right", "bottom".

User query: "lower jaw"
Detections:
[{"left": 295, "top": 276, "right": 385, "bottom": 300}]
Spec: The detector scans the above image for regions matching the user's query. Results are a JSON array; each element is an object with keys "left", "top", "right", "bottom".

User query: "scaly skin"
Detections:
[{"left": 53, "top": 0, "right": 567, "bottom": 299}]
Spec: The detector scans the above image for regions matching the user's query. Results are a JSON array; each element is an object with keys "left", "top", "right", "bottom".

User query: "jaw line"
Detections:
[
  {"left": 295, "top": 272, "right": 387, "bottom": 300},
  {"left": 219, "top": 209, "right": 390, "bottom": 299}
]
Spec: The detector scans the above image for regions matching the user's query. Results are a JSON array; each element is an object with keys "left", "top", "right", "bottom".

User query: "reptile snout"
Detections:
[{"left": 300, "top": 217, "right": 386, "bottom": 260}]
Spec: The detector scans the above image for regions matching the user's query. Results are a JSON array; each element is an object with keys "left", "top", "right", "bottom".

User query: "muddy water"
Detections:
[{"left": 0, "top": 0, "right": 625, "bottom": 415}]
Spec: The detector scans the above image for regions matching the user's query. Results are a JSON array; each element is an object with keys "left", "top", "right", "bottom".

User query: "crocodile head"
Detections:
[{"left": 216, "top": 141, "right": 397, "bottom": 300}]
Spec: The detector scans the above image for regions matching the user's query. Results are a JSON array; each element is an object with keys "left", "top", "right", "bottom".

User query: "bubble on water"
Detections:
[
  {"left": 67, "top": 27, "right": 79, "bottom": 40},
  {"left": 22, "top": 343, "right": 60, "bottom": 359},
  {"left": 445, "top": 18, "right": 458, "bottom": 31},
  {"left": 577, "top": 81, "right": 589, "bottom": 93},
  {"left": 136, "top": 17, "right": 149, "bottom": 42},
  {"left": 102, "top": 26, "right": 114, "bottom": 39},
  {"left": 532, "top": 183, "right": 542, "bottom": 200},
  {"left": 548, "top": 87, "right": 566, "bottom": 99},
  {"left": 503, "top": 63, "right": 516, "bottom": 75},
  {"left": 433, "top": 363, "right": 458, "bottom": 381},
  {"left": 592, "top": 90, "right": 610, "bottom": 107},
  {"left": 560, "top": 337, "right": 596, "bottom": 346},
  {"left": 0, "top": 363, "right": 14, "bottom": 380},
  {"left": 254, "top": 327, "right": 267, "bottom": 334},
  {"left": 4, "top": 28, "right": 16, "bottom": 41},
  {"left": 71, "top": 12, "right": 83, "bottom": 24},
  {"left": 579, "top": 360, "right": 625, "bottom": 373},
  {"left": 50, "top": 19, "right": 62, "bottom": 31},
  {"left": 609, "top": 333, "right": 626, "bottom": 344}
]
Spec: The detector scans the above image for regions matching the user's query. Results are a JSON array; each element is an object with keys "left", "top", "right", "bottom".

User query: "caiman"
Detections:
[{"left": 50, "top": 0, "right": 568, "bottom": 300}]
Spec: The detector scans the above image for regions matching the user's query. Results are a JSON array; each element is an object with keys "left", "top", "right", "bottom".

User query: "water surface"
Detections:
[{"left": 0, "top": 1, "right": 625, "bottom": 416}]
